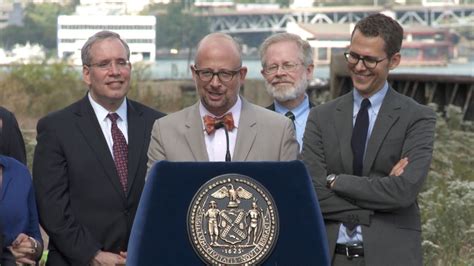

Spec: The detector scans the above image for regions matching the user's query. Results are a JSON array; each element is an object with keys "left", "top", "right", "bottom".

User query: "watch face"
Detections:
[{"left": 326, "top": 174, "right": 336, "bottom": 187}]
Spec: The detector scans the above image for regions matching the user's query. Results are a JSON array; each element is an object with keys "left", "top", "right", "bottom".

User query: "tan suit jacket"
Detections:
[{"left": 147, "top": 98, "right": 298, "bottom": 168}]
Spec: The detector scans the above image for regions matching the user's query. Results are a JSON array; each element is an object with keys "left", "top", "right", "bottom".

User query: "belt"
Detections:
[{"left": 335, "top": 243, "right": 364, "bottom": 258}]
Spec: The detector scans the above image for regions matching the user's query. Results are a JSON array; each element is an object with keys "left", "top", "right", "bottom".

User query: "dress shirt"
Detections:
[
  {"left": 274, "top": 93, "right": 311, "bottom": 151},
  {"left": 199, "top": 97, "right": 241, "bottom": 162},
  {"left": 337, "top": 81, "right": 389, "bottom": 244},
  {"left": 88, "top": 93, "right": 128, "bottom": 159}
]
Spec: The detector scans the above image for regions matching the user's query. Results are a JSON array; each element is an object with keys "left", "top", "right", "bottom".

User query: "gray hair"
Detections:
[
  {"left": 81, "top": 30, "right": 130, "bottom": 66},
  {"left": 259, "top": 33, "right": 313, "bottom": 67}
]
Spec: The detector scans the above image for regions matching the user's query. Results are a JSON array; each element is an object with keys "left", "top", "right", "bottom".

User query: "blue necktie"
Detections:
[
  {"left": 346, "top": 98, "right": 370, "bottom": 236},
  {"left": 351, "top": 98, "right": 371, "bottom": 176}
]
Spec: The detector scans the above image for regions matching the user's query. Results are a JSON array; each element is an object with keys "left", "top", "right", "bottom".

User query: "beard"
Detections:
[{"left": 265, "top": 77, "right": 308, "bottom": 102}]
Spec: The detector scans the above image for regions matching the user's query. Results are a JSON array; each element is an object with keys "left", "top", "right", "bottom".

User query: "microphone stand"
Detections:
[{"left": 214, "top": 122, "right": 231, "bottom": 162}]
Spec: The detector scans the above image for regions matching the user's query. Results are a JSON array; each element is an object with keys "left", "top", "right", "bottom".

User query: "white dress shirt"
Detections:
[{"left": 88, "top": 93, "right": 128, "bottom": 159}]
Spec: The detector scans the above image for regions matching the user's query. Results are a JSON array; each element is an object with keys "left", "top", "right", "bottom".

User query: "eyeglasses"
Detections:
[
  {"left": 344, "top": 52, "right": 386, "bottom": 69},
  {"left": 262, "top": 62, "right": 302, "bottom": 75},
  {"left": 193, "top": 66, "right": 241, "bottom": 82},
  {"left": 86, "top": 59, "right": 130, "bottom": 71}
]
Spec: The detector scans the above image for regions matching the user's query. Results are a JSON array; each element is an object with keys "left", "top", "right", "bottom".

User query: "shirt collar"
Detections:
[
  {"left": 353, "top": 81, "right": 388, "bottom": 117},
  {"left": 274, "top": 93, "right": 310, "bottom": 119},
  {"left": 199, "top": 96, "right": 242, "bottom": 130},
  {"left": 88, "top": 92, "right": 128, "bottom": 122}
]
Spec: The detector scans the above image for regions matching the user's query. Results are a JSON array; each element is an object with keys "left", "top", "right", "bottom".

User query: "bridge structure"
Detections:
[{"left": 202, "top": 5, "right": 474, "bottom": 34}]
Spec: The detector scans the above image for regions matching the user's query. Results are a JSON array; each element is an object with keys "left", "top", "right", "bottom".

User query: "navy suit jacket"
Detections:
[
  {"left": 0, "top": 155, "right": 42, "bottom": 262},
  {"left": 33, "top": 96, "right": 164, "bottom": 265}
]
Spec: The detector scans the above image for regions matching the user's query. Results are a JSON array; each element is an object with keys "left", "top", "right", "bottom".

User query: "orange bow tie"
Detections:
[{"left": 203, "top": 113, "right": 235, "bottom": 135}]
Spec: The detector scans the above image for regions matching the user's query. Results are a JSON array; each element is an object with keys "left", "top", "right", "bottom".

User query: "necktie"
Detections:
[
  {"left": 285, "top": 111, "right": 296, "bottom": 128},
  {"left": 108, "top": 113, "right": 128, "bottom": 193},
  {"left": 351, "top": 98, "right": 371, "bottom": 176},
  {"left": 345, "top": 98, "right": 370, "bottom": 237},
  {"left": 203, "top": 113, "right": 235, "bottom": 135}
]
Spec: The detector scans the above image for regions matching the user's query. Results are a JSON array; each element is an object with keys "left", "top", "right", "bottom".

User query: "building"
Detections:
[
  {"left": 0, "top": 2, "right": 23, "bottom": 29},
  {"left": 288, "top": 22, "right": 457, "bottom": 66},
  {"left": 287, "top": 22, "right": 352, "bottom": 65},
  {"left": 57, "top": 15, "right": 156, "bottom": 64}
]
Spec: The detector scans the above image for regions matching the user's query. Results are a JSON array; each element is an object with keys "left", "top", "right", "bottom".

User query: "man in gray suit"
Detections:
[
  {"left": 147, "top": 33, "right": 298, "bottom": 165},
  {"left": 302, "top": 14, "right": 436, "bottom": 265}
]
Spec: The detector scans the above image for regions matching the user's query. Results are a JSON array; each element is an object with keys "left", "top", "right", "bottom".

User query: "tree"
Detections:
[
  {"left": 0, "top": 3, "right": 74, "bottom": 50},
  {"left": 155, "top": 4, "right": 209, "bottom": 51}
]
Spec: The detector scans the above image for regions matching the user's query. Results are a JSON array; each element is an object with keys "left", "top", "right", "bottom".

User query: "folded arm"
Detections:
[{"left": 332, "top": 106, "right": 436, "bottom": 210}]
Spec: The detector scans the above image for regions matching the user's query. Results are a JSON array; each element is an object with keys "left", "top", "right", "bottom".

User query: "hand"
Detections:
[
  {"left": 390, "top": 157, "right": 408, "bottom": 176},
  {"left": 91, "top": 251, "right": 127, "bottom": 266},
  {"left": 8, "top": 233, "right": 41, "bottom": 265}
]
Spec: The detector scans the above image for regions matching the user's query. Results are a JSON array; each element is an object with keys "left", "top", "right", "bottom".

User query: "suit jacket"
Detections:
[
  {"left": 33, "top": 96, "right": 164, "bottom": 265},
  {"left": 147, "top": 97, "right": 298, "bottom": 166},
  {"left": 0, "top": 107, "right": 26, "bottom": 164},
  {"left": 302, "top": 88, "right": 436, "bottom": 266},
  {"left": 0, "top": 155, "right": 42, "bottom": 263}
]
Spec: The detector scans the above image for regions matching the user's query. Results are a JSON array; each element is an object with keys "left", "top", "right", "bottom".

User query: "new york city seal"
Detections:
[{"left": 187, "top": 174, "right": 279, "bottom": 265}]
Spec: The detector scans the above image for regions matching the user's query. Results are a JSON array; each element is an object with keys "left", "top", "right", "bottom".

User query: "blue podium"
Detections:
[{"left": 127, "top": 161, "right": 329, "bottom": 265}]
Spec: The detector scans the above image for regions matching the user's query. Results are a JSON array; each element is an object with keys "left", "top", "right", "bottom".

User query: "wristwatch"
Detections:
[{"left": 326, "top": 174, "right": 337, "bottom": 188}]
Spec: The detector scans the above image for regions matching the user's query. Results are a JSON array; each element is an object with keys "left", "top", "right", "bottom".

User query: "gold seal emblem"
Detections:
[{"left": 188, "top": 174, "right": 279, "bottom": 265}]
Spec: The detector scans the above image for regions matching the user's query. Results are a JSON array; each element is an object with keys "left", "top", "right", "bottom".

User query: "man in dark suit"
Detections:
[
  {"left": 0, "top": 106, "right": 26, "bottom": 164},
  {"left": 259, "top": 33, "right": 314, "bottom": 151},
  {"left": 302, "top": 14, "right": 436, "bottom": 265},
  {"left": 33, "top": 31, "right": 164, "bottom": 265}
]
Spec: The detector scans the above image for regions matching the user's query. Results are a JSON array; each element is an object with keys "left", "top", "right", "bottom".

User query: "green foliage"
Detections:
[
  {"left": 420, "top": 105, "right": 474, "bottom": 265},
  {"left": 155, "top": 4, "right": 210, "bottom": 50},
  {"left": 0, "top": 3, "right": 74, "bottom": 49},
  {"left": 0, "top": 63, "right": 85, "bottom": 118}
]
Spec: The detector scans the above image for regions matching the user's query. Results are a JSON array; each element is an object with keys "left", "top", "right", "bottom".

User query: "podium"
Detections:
[{"left": 127, "top": 161, "right": 329, "bottom": 265}]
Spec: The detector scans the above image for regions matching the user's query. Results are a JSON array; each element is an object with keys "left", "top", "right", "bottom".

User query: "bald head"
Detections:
[
  {"left": 191, "top": 32, "right": 248, "bottom": 116},
  {"left": 195, "top": 33, "right": 243, "bottom": 67}
]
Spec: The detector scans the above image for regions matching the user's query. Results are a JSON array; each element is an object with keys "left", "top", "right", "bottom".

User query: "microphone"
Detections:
[{"left": 214, "top": 122, "right": 231, "bottom": 162}]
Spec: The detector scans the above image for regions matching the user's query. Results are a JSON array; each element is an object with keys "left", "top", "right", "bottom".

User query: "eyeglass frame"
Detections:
[
  {"left": 192, "top": 65, "right": 242, "bottom": 82},
  {"left": 262, "top": 61, "right": 303, "bottom": 75},
  {"left": 85, "top": 59, "right": 131, "bottom": 71},
  {"left": 343, "top": 52, "right": 387, "bottom": 69}
]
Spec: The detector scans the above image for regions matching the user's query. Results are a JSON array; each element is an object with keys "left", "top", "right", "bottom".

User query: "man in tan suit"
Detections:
[{"left": 147, "top": 33, "right": 298, "bottom": 166}]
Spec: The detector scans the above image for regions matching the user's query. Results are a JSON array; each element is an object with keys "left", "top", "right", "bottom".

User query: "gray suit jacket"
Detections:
[
  {"left": 147, "top": 97, "right": 298, "bottom": 167},
  {"left": 302, "top": 88, "right": 436, "bottom": 266}
]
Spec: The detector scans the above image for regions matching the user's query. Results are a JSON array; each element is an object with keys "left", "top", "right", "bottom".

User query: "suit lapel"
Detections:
[
  {"left": 364, "top": 88, "right": 401, "bottom": 176},
  {"left": 184, "top": 103, "right": 209, "bottom": 161},
  {"left": 75, "top": 96, "right": 124, "bottom": 196},
  {"left": 334, "top": 93, "right": 354, "bottom": 174},
  {"left": 233, "top": 98, "right": 257, "bottom": 161},
  {"left": 126, "top": 100, "right": 145, "bottom": 197}
]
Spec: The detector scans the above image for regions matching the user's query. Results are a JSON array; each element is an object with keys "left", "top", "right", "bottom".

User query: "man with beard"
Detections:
[{"left": 259, "top": 33, "right": 315, "bottom": 151}]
